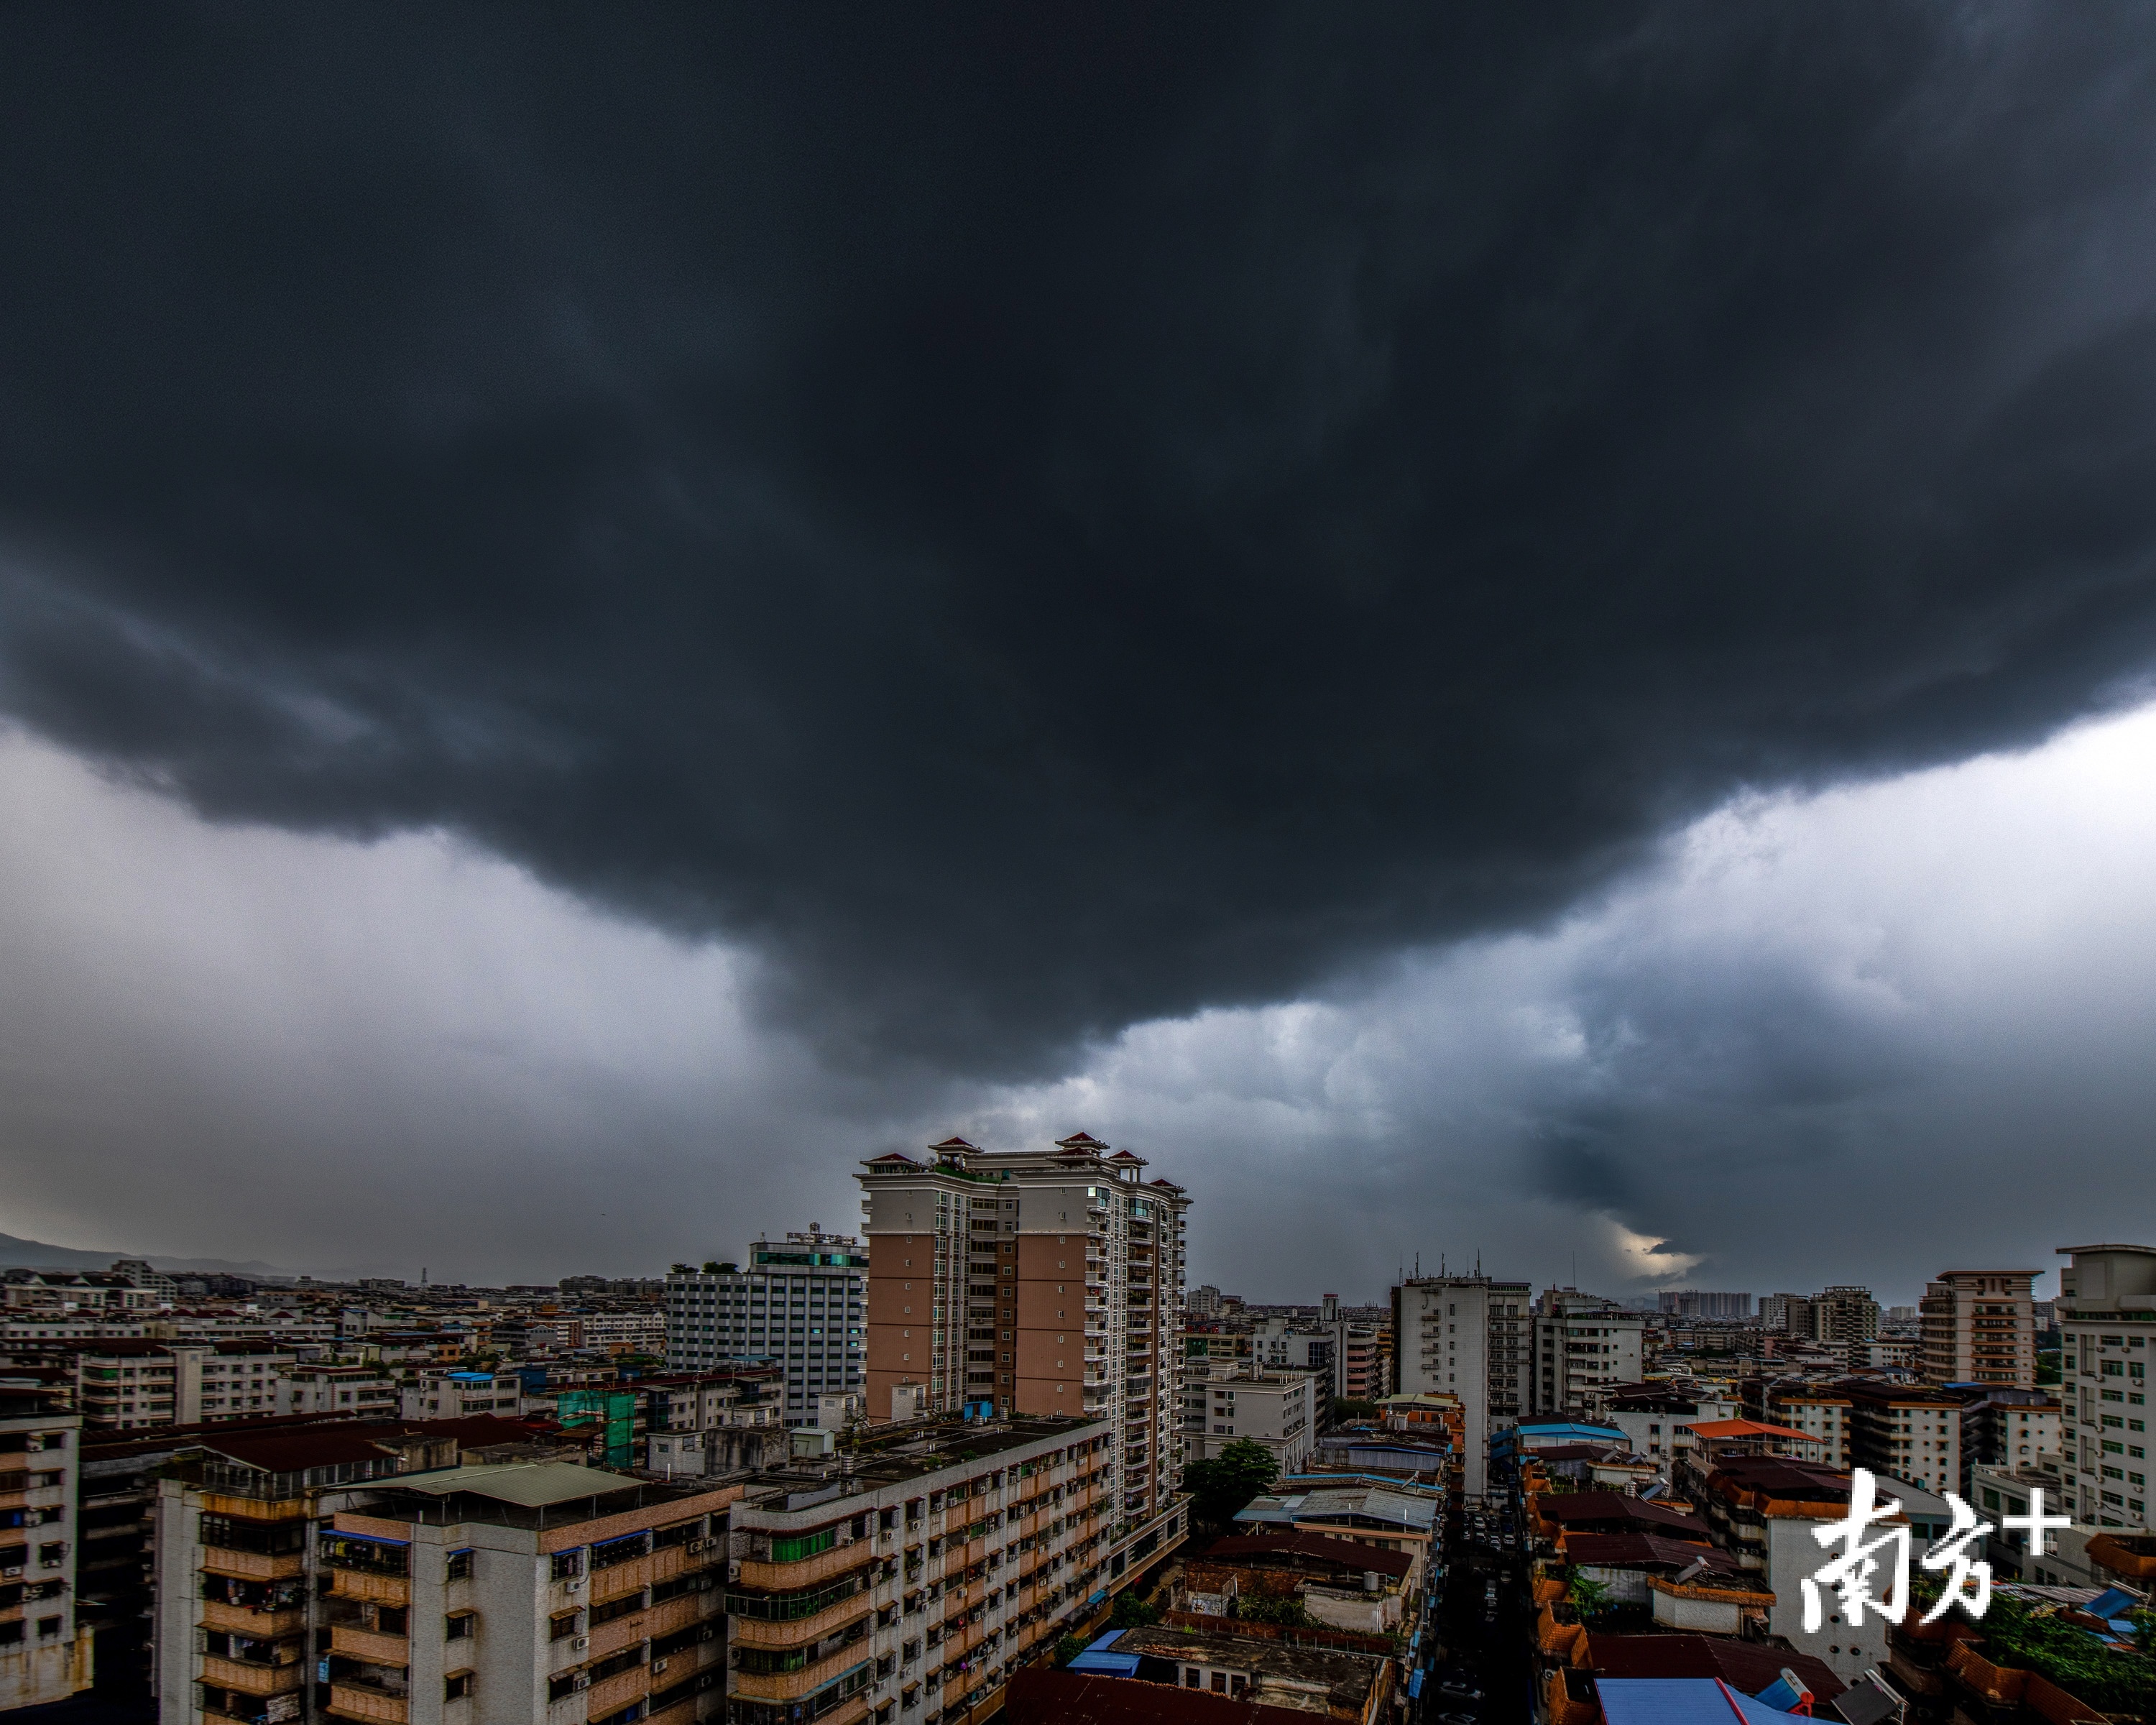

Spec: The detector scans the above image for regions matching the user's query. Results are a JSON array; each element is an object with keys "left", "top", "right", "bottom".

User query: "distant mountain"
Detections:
[{"left": 0, "top": 1231, "right": 292, "bottom": 1279}]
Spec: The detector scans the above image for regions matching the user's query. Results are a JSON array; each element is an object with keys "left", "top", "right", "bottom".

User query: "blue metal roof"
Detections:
[
  {"left": 1067, "top": 1631, "right": 1140, "bottom": 1678},
  {"left": 1598, "top": 1679, "right": 1815, "bottom": 1725}
]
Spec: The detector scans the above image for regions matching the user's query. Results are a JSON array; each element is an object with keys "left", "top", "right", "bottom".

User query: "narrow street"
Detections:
[{"left": 1415, "top": 1494, "right": 1536, "bottom": 1725}]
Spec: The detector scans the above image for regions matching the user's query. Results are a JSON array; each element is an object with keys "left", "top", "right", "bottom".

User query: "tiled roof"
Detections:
[
  {"left": 1201, "top": 1531, "right": 1413, "bottom": 1577},
  {"left": 1538, "top": 1493, "right": 1710, "bottom": 1536},
  {"left": 1005, "top": 1668, "right": 1314, "bottom": 1725},
  {"left": 1586, "top": 1633, "right": 1844, "bottom": 1700},
  {"left": 1560, "top": 1532, "right": 1741, "bottom": 1573}
]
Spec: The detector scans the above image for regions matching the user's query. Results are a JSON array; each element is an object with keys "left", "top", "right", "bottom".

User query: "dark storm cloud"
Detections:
[{"left": 6, "top": 4, "right": 2156, "bottom": 1076}]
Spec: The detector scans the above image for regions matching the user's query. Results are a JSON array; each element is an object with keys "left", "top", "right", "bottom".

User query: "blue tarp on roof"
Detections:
[
  {"left": 1067, "top": 1632, "right": 1140, "bottom": 1678},
  {"left": 1598, "top": 1679, "right": 1815, "bottom": 1725},
  {"left": 2088, "top": 1586, "right": 2139, "bottom": 1620}
]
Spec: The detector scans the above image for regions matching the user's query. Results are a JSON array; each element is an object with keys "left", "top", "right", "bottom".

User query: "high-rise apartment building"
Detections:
[
  {"left": 1531, "top": 1292, "right": 1644, "bottom": 1416},
  {"left": 1809, "top": 1287, "right": 1880, "bottom": 1347},
  {"left": 663, "top": 1229, "right": 869, "bottom": 1425},
  {"left": 2055, "top": 1243, "right": 2156, "bottom": 1530},
  {"left": 1390, "top": 1274, "right": 1532, "bottom": 1497},
  {"left": 857, "top": 1133, "right": 1190, "bottom": 1531},
  {"left": 1656, "top": 1291, "right": 1754, "bottom": 1320},
  {"left": 1918, "top": 1269, "right": 2038, "bottom": 1388},
  {"left": 1, "top": 1386, "right": 91, "bottom": 1711},
  {"left": 1757, "top": 1294, "right": 1812, "bottom": 1336}
]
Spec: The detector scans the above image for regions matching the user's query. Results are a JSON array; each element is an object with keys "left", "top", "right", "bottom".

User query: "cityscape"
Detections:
[
  {"left": 9, "top": 9, "right": 2156, "bottom": 1725},
  {"left": 7, "top": 1138, "right": 2153, "bottom": 1724}
]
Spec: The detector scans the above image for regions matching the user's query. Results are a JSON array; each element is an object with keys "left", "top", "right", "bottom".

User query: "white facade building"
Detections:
[
  {"left": 1391, "top": 1274, "right": 1532, "bottom": 1496},
  {"left": 664, "top": 1230, "right": 868, "bottom": 1425},
  {"left": 1184, "top": 1363, "right": 1315, "bottom": 1475},
  {"left": 1531, "top": 1294, "right": 1645, "bottom": 1416},
  {"left": 2056, "top": 1242, "right": 2156, "bottom": 1529}
]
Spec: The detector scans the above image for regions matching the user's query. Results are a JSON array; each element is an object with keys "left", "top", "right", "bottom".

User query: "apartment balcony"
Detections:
[
  {"left": 200, "top": 1600, "right": 308, "bottom": 1639},
  {"left": 326, "top": 1569, "right": 411, "bottom": 1606},
  {"left": 328, "top": 1625, "right": 410, "bottom": 1665},
  {"left": 201, "top": 1547, "right": 305, "bottom": 1583},
  {"left": 732, "top": 1649, "right": 874, "bottom": 1704},
  {"left": 201, "top": 1652, "right": 305, "bottom": 1696},
  {"left": 736, "top": 1543, "right": 878, "bottom": 1592},
  {"left": 591, "top": 1554, "right": 655, "bottom": 1602},
  {"left": 326, "top": 1673, "right": 410, "bottom": 1724},
  {"left": 726, "top": 1589, "right": 872, "bottom": 1652},
  {"left": 566, "top": 1662, "right": 645, "bottom": 1718}
]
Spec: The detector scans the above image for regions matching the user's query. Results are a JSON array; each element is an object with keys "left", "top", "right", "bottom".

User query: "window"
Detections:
[
  {"left": 550, "top": 1611, "right": 582, "bottom": 1642},
  {"left": 445, "top": 1673, "right": 474, "bottom": 1701},
  {"left": 446, "top": 1549, "right": 474, "bottom": 1581},
  {"left": 551, "top": 1551, "right": 584, "bottom": 1581},
  {"left": 446, "top": 1612, "right": 474, "bottom": 1640}
]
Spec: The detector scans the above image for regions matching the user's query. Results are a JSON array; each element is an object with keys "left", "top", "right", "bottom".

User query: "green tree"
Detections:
[
  {"left": 1182, "top": 1440, "right": 1281, "bottom": 1531},
  {"left": 1235, "top": 1592, "right": 1312, "bottom": 1627},
  {"left": 1054, "top": 1634, "right": 1088, "bottom": 1667},
  {"left": 1110, "top": 1590, "right": 1162, "bottom": 1629},
  {"left": 1568, "top": 1575, "right": 1613, "bottom": 1619}
]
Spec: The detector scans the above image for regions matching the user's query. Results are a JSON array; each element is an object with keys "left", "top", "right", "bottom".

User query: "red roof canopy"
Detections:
[{"left": 1687, "top": 1417, "right": 1820, "bottom": 1443}]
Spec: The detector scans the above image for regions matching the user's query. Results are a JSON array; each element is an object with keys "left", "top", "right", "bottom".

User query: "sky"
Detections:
[{"left": 4, "top": 6, "right": 2156, "bottom": 1301}]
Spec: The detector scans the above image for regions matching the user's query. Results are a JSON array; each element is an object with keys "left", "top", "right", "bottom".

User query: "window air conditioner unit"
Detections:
[
  {"left": 568, "top": 1579, "right": 585, "bottom": 1592},
  {"left": 1, "top": 1567, "right": 19, "bottom": 1578},
  {"left": 572, "top": 1637, "right": 588, "bottom": 1651},
  {"left": 652, "top": 1660, "right": 668, "bottom": 1675},
  {"left": 572, "top": 1673, "right": 591, "bottom": 1691}
]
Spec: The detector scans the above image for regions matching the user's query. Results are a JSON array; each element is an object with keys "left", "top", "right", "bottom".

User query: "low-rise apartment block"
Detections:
[
  {"left": 76, "top": 1342, "right": 298, "bottom": 1430},
  {"left": 1182, "top": 1363, "right": 1315, "bottom": 1475},
  {"left": 1677, "top": 1453, "right": 1895, "bottom": 1689},
  {"left": 153, "top": 1422, "right": 735, "bottom": 1725},
  {"left": 1743, "top": 1381, "right": 1854, "bottom": 1470},
  {"left": 724, "top": 1414, "right": 1125, "bottom": 1725},
  {"left": 399, "top": 1370, "right": 525, "bottom": 1421},
  {"left": 1, "top": 1386, "right": 91, "bottom": 1711},
  {"left": 277, "top": 1365, "right": 401, "bottom": 1417}
]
